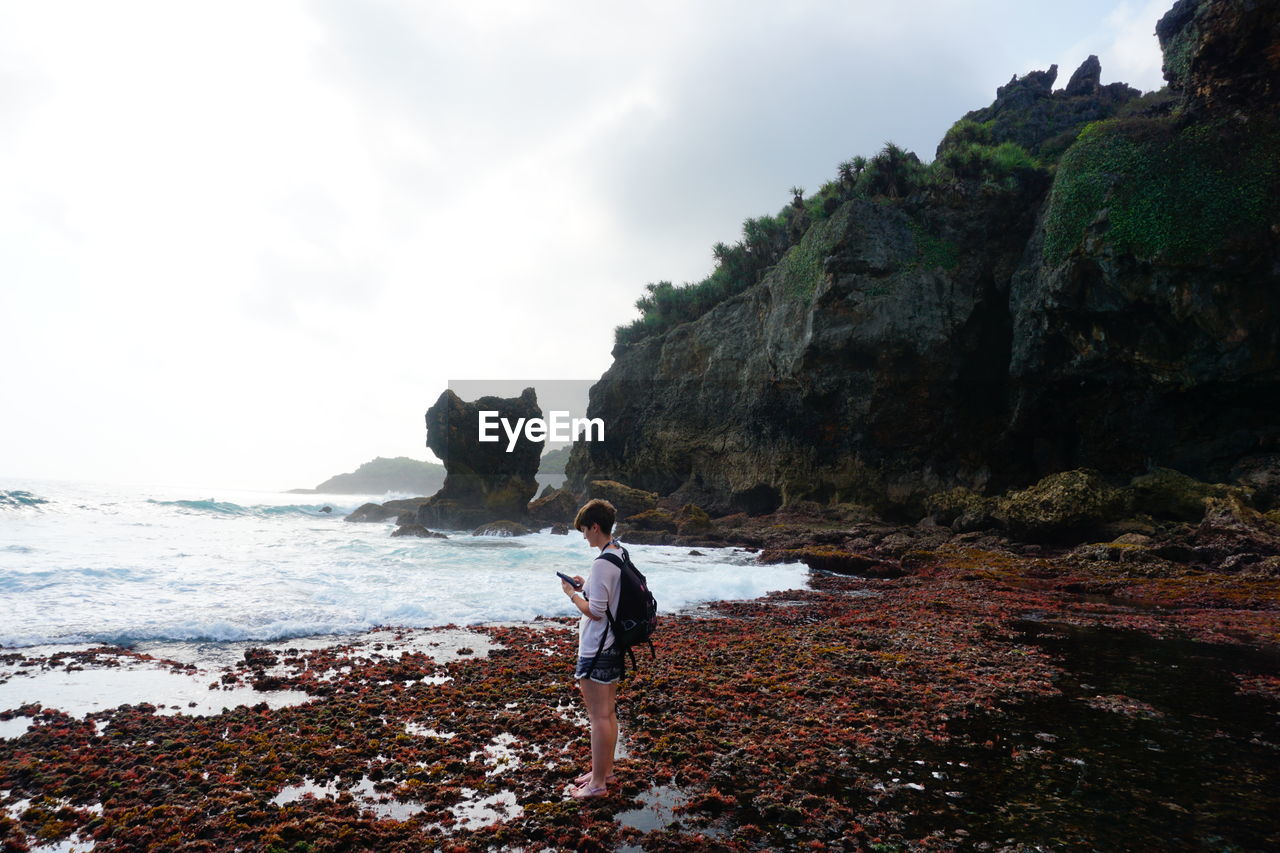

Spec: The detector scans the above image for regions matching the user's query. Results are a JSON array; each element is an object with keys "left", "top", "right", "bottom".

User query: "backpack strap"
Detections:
[
  {"left": 597, "top": 551, "right": 625, "bottom": 570},
  {"left": 584, "top": 623, "right": 609, "bottom": 681},
  {"left": 583, "top": 550, "right": 625, "bottom": 681}
]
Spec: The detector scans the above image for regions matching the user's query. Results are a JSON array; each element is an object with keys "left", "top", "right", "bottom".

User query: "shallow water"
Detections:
[
  {"left": 0, "top": 626, "right": 504, "bottom": 724},
  {"left": 887, "top": 620, "right": 1280, "bottom": 849}
]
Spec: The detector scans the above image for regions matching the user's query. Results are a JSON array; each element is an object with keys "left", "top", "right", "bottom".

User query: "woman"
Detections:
[{"left": 560, "top": 498, "right": 623, "bottom": 798}]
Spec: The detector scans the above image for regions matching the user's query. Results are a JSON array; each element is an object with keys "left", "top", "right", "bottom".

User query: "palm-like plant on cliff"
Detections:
[
  {"left": 838, "top": 156, "right": 867, "bottom": 191},
  {"left": 861, "top": 141, "right": 924, "bottom": 199}
]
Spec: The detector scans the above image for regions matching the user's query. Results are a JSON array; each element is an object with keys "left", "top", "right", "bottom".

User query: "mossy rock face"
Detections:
[
  {"left": 472, "top": 520, "right": 532, "bottom": 537},
  {"left": 344, "top": 503, "right": 399, "bottom": 523},
  {"left": 675, "top": 504, "right": 714, "bottom": 535},
  {"left": 528, "top": 488, "right": 578, "bottom": 524},
  {"left": 998, "top": 469, "right": 1129, "bottom": 541},
  {"left": 1043, "top": 114, "right": 1280, "bottom": 265},
  {"left": 587, "top": 480, "right": 659, "bottom": 520},
  {"left": 772, "top": 201, "right": 856, "bottom": 301},
  {"left": 1129, "top": 467, "right": 1246, "bottom": 522},
  {"left": 391, "top": 524, "right": 447, "bottom": 539},
  {"left": 625, "top": 509, "right": 678, "bottom": 533}
]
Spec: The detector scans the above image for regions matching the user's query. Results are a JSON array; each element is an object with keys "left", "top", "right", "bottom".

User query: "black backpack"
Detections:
[{"left": 585, "top": 543, "right": 658, "bottom": 680}]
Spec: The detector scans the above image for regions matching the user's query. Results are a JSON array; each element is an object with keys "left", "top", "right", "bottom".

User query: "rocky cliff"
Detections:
[{"left": 567, "top": 0, "right": 1280, "bottom": 517}]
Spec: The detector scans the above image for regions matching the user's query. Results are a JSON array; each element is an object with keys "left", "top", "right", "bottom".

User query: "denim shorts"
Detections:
[{"left": 575, "top": 646, "right": 622, "bottom": 684}]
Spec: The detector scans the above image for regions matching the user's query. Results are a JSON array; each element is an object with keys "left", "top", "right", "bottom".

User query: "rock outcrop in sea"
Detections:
[
  {"left": 413, "top": 388, "right": 544, "bottom": 529},
  {"left": 567, "top": 0, "right": 1280, "bottom": 519}
]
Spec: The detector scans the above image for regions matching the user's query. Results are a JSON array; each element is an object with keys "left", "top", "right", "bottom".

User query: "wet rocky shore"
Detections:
[{"left": 2, "top": 518, "right": 1277, "bottom": 851}]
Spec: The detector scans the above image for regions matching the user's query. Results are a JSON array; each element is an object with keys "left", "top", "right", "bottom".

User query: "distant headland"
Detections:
[
  {"left": 289, "top": 448, "right": 571, "bottom": 496},
  {"left": 287, "top": 456, "right": 446, "bottom": 496}
]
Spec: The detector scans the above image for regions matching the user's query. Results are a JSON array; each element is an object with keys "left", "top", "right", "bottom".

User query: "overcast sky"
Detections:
[{"left": 0, "top": 0, "right": 1169, "bottom": 493}]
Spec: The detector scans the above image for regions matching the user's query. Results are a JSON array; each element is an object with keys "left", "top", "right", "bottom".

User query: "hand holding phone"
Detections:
[{"left": 556, "top": 571, "right": 583, "bottom": 590}]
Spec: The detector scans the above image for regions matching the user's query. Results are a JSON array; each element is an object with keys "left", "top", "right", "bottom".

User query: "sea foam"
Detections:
[{"left": 0, "top": 478, "right": 809, "bottom": 649}]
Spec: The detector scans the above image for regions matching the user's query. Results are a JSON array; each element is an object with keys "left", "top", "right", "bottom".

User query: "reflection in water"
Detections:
[{"left": 886, "top": 620, "right": 1280, "bottom": 849}]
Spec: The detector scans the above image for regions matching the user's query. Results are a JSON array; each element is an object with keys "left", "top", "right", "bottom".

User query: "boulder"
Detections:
[
  {"left": 391, "top": 524, "right": 448, "bottom": 539},
  {"left": 384, "top": 497, "right": 434, "bottom": 514},
  {"left": 1191, "top": 494, "right": 1280, "bottom": 562},
  {"left": 625, "top": 509, "right": 678, "bottom": 533},
  {"left": 345, "top": 503, "right": 399, "bottom": 523},
  {"left": 550, "top": 522, "right": 569, "bottom": 535},
  {"left": 529, "top": 488, "right": 579, "bottom": 524},
  {"left": 586, "top": 480, "right": 659, "bottom": 520},
  {"left": 416, "top": 388, "right": 544, "bottom": 529},
  {"left": 997, "top": 469, "right": 1128, "bottom": 541},
  {"left": 473, "top": 520, "right": 533, "bottom": 537},
  {"left": 925, "top": 487, "right": 998, "bottom": 532},
  {"left": 1231, "top": 454, "right": 1280, "bottom": 511},
  {"left": 675, "top": 504, "right": 715, "bottom": 535},
  {"left": 1129, "top": 467, "right": 1244, "bottom": 521}
]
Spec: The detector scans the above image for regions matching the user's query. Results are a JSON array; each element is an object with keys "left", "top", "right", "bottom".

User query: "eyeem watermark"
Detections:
[{"left": 478, "top": 410, "right": 604, "bottom": 452}]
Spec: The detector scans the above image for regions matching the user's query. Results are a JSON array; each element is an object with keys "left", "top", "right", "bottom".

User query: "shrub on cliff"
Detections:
[
  {"left": 938, "top": 139, "right": 1042, "bottom": 186},
  {"left": 857, "top": 142, "right": 927, "bottom": 199},
  {"left": 615, "top": 141, "right": 934, "bottom": 347},
  {"left": 615, "top": 206, "right": 797, "bottom": 346}
]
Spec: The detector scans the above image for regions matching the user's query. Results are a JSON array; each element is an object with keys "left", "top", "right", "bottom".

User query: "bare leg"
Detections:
[{"left": 578, "top": 677, "right": 618, "bottom": 789}]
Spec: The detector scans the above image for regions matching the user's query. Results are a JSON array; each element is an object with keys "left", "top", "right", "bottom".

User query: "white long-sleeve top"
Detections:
[{"left": 577, "top": 545, "right": 623, "bottom": 657}]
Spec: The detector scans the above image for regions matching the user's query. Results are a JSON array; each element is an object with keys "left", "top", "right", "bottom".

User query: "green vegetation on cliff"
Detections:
[
  {"left": 311, "top": 456, "right": 445, "bottom": 495},
  {"left": 1043, "top": 114, "right": 1280, "bottom": 264},
  {"left": 615, "top": 138, "right": 1039, "bottom": 345},
  {"left": 775, "top": 201, "right": 855, "bottom": 300}
]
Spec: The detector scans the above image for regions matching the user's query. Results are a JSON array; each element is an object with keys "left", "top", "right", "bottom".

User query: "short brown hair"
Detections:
[{"left": 574, "top": 498, "right": 616, "bottom": 534}]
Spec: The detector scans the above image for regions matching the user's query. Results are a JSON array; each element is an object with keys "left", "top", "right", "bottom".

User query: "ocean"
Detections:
[{"left": 0, "top": 478, "right": 808, "bottom": 650}]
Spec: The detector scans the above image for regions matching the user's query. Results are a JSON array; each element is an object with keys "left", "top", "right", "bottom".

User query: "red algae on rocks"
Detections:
[{"left": 1, "top": 549, "right": 1277, "bottom": 851}]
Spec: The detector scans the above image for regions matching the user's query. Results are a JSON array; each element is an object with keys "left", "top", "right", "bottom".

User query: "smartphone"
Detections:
[{"left": 556, "top": 571, "right": 583, "bottom": 590}]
